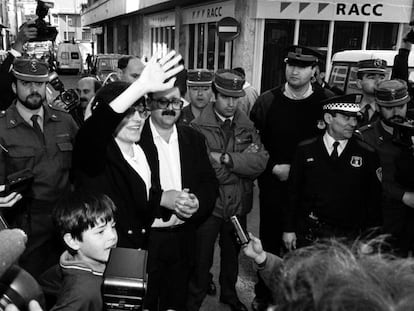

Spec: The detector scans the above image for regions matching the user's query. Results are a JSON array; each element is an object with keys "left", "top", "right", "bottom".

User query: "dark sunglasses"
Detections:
[
  {"left": 152, "top": 98, "right": 184, "bottom": 110},
  {"left": 126, "top": 101, "right": 150, "bottom": 118}
]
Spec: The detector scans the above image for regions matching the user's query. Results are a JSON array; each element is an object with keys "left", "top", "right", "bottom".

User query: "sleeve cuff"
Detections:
[{"left": 9, "top": 49, "right": 22, "bottom": 58}]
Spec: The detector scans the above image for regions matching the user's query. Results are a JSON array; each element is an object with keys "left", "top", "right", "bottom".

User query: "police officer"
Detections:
[
  {"left": 283, "top": 94, "right": 382, "bottom": 249},
  {"left": 250, "top": 45, "right": 334, "bottom": 310},
  {"left": 0, "top": 58, "right": 78, "bottom": 278},
  {"left": 178, "top": 69, "right": 214, "bottom": 126},
  {"left": 359, "top": 79, "right": 414, "bottom": 256},
  {"left": 356, "top": 59, "right": 387, "bottom": 127},
  {"left": 189, "top": 69, "right": 268, "bottom": 311}
]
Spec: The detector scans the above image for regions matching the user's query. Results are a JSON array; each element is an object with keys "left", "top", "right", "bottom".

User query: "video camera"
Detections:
[
  {"left": 48, "top": 72, "right": 80, "bottom": 112},
  {"left": 29, "top": 0, "right": 58, "bottom": 42}
]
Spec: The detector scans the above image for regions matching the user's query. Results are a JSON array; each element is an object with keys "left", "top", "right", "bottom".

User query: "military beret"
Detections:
[
  {"left": 357, "top": 59, "right": 387, "bottom": 74},
  {"left": 187, "top": 69, "right": 214, "bottom": 87},
  {"left": 12, "top": 58, "right": 49, "bottom": 82},
  {"left": 375, "top": 79, "right": 410, "bottom": 107},
  {"left": 213, "top": 69, "right": 245, "bottom": 97},
  {"left": 322, "top": 94, "right": 362, "bottom": 116},
  {"left": 284, "top": 45, "right": 318, "bottom": 67}
]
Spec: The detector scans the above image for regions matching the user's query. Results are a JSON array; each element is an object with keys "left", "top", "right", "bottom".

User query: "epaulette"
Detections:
[
  {"left": 357, "top": 123, "right": 374, "bottom": 133},
  {"left": 0, "top": 110, "right": 6, "bottom": 118},
  {"left": 48, "top": 103, "right": 69, "bottom": 113},
  {"left": 298, "top": 136, "right": 318, "bottom": 146}
]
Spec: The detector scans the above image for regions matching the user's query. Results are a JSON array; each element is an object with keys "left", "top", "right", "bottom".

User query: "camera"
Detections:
[
  {"left": 230, "top": 216, "right": 250, "bottom": 246},
  {"left": 48, "top": 72, "right": 80, "bottom": 112},
  {"left": 29, "top": 1, "right": 58, "bottom": 42}
]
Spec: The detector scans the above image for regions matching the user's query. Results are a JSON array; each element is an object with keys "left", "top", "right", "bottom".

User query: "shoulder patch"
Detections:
[{"left": 298, "top": 136, "right": 318, "bottom": 147}]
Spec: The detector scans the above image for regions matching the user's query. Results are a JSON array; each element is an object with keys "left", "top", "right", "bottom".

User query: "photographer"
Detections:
[{"left": 359, "top": 79, "right": 414, "bottom": 256}]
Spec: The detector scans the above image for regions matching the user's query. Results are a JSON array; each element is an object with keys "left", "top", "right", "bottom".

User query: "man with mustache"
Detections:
[
  {"left": 0, "top": 58, "right": 78, "bottom": 278},
  {"left": 140, "top": 84, "right": 218, "bottom": 311},
  {"left": 284, "top": 94, "right": 382, "bottom": 250},
  {"left": 359, "top": 79, "right": 414, "bottom": 256}
]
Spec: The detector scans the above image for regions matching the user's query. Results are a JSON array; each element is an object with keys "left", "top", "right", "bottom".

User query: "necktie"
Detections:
[
  {"left": 222, "top": 118, "right": 233, "bottom": 146},
  {"left": 30, "top": 114, "right": 45, "bottom": 145},
  {"left": 331, "top": 141, "right": 340, "bottom": 160},
  {"left": 362, "top": 105, "right": 371, "bottom": 124}
]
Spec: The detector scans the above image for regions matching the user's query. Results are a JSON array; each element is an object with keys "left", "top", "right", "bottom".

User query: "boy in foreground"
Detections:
[{"left": 48, "top": 192, "right": 118, "bottom": 311}]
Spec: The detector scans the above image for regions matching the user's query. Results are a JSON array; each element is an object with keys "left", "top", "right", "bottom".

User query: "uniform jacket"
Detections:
[
  {"left": 72, "top": 103, "right": 165, "bottom": 249},
  {"left": 285, "top": 135, "right": 382, "bottom": 233},
  {"left": 358, "top": 120, "right": 406, "bottom": 203},
  {"left": 177, "top": 104, "right": 195, "bottom": 126},
  {"left": 0, "top": 102, "right": 78, "bottom": 203},
  {"left": 191, "top": 102, "right": 268, "bottom": 218},
  {"left": 139, "top": 117, "right": 219, "bottom": 226}
]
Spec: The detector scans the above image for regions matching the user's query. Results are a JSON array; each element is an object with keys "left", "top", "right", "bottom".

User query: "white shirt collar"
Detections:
[
  {"left": 283, "top": 82, "right": 314, "bottom": 100},
  {"left": 323, "top": 132, "right": 348, "bottom": 156},
  {"left": 214, "top": 110, "right": 234, "bottom": 123}
]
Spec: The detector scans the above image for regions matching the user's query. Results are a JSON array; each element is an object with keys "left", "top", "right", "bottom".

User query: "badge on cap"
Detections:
[
  {"left": 373, "top": 59, "right": 383, "bottom": 68},
  {"left": 350, "top": 156, "right": 362, "bottom": 168},
  {"left": 30, "top": 60, "right": 38, "bottom": 73}
]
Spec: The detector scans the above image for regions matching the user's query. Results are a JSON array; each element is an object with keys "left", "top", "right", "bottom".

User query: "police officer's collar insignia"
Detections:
[
  {"left": 30, "top": 61, "right": 38, "bottom": 73},
  {"left": 317, "top": 120, "right": 326, "bottom": 130},
  {"left": 350, "top": 156, "right": 362, "bottom": 168},
  {"left": 10, "top": 119, "right": 16, "bottom": 126},
  {"left": 374, "top": 59, "right": 382, "bottom": 68}
]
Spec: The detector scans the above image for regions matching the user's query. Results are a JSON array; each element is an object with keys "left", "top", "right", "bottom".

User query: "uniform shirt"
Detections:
[
  {"left": 0, "top": 102, "right": 78, "bottom": 203},
  {"left": 149, "top": 118, "right": 183, "bottom": 227},
  {"left": 16, "top": 102, "right": 44, "bottom": 131},
  {"left": 323, "top": 132, "right": 348, "bottom": 156}
]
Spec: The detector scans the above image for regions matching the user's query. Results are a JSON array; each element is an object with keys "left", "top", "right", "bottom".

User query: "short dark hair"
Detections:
[
  {"left": 53, "top": 191, "right": 116, "bottom": 241},
  {"left": 118, "top": 55, "right": 138, "bottom": 70}
]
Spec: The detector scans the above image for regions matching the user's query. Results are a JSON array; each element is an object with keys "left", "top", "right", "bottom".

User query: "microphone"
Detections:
[
  {"left": 0, "top": 229, "right": 27, "bottom": 277},
  {"left": 0, "top": 229, "right": 45, "bottom": 311}
]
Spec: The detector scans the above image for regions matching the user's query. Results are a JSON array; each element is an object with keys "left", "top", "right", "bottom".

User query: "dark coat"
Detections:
[
  {"left": 139, "top": 119, "right": 219, "bottom": 226},
  {"left": 285, "top": 135, "right": 382, "bottom": 234},
  {"left": 72, "top": 103, "right": 165, "bottom": 249}
]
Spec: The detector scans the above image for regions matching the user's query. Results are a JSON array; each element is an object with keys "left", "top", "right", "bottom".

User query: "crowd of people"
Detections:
[{"left": 0, "top": 20, "right": 414, "bottom": 311}]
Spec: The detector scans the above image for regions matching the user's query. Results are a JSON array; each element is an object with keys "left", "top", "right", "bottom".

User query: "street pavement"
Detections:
[{"left": 60, "top": 73, "right": 262, "bottom": 311}]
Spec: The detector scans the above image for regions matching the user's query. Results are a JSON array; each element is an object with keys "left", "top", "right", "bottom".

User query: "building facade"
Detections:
[{"left": 82, "top": 0, "right": 414, "bottom": 93}]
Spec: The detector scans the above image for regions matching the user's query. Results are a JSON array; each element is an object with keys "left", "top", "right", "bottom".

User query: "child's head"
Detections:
[{"left": 54, "top": 191, "right": 118, "bottom": 263}]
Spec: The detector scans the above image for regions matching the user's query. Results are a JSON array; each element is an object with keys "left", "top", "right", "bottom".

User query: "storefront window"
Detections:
[
  {"left": 150, "top": 26, "right": 176, "bottom": 58},
  {"left": 261, "top": 19, "right": 295, "bottom": 92},
  {"left": 187, "top": 22, "right": 229, "bottom": 70},
  {"left": 367, "top": 23, "right": 399, "bottom": 50},
  {"left": 333, "top": 22, "right": 363, "bottom": 54},
  {"left": 299, "top": 20, "right": 329, "bottom": 48}
]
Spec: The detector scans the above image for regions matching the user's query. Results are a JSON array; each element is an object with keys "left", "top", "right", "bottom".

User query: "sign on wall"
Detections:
[
  {"left": 182, "top": 0, "right": 235, "bottom": 24},
  {"left": 253, "top": 0, "right": 412, "bottom": 23}
]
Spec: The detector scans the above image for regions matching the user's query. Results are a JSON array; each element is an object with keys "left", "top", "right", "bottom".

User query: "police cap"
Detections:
[
  {"left": 284, "top": 45, "right": 318, "bottom": 67},
  {"left": 357, "top": 59, "right": 387, "bottom": 74},
  {"left": 322, "top": 94, "right": 362, "bottom": 116},
  {"left": 187, "top": 69, "right": 214, "bottom": 87},
  {"left": 375, "top": 79, "right": 410, "bottom": 107},
  {"left": 12, "top": 58, "right": 49, "bottom": 82},
  {"left": 213, "top": 69, "right": 245, "bottom": 97}
]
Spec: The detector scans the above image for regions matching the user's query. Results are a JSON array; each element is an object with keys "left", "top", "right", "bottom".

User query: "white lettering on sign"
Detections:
[
  {"left": 219, "top": 26, "right": 237, "bottom": 33},
  {"left": 336, "top": 3, "right": 383, "bottom": 16}
]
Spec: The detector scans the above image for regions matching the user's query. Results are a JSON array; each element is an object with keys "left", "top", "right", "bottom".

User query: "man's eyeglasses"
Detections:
[
  {"left": 152, "top": 99, "right": 184, "bottom": 110},
  {"left": 126, "top": 104, "right": 150, "bottom": 118}
]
